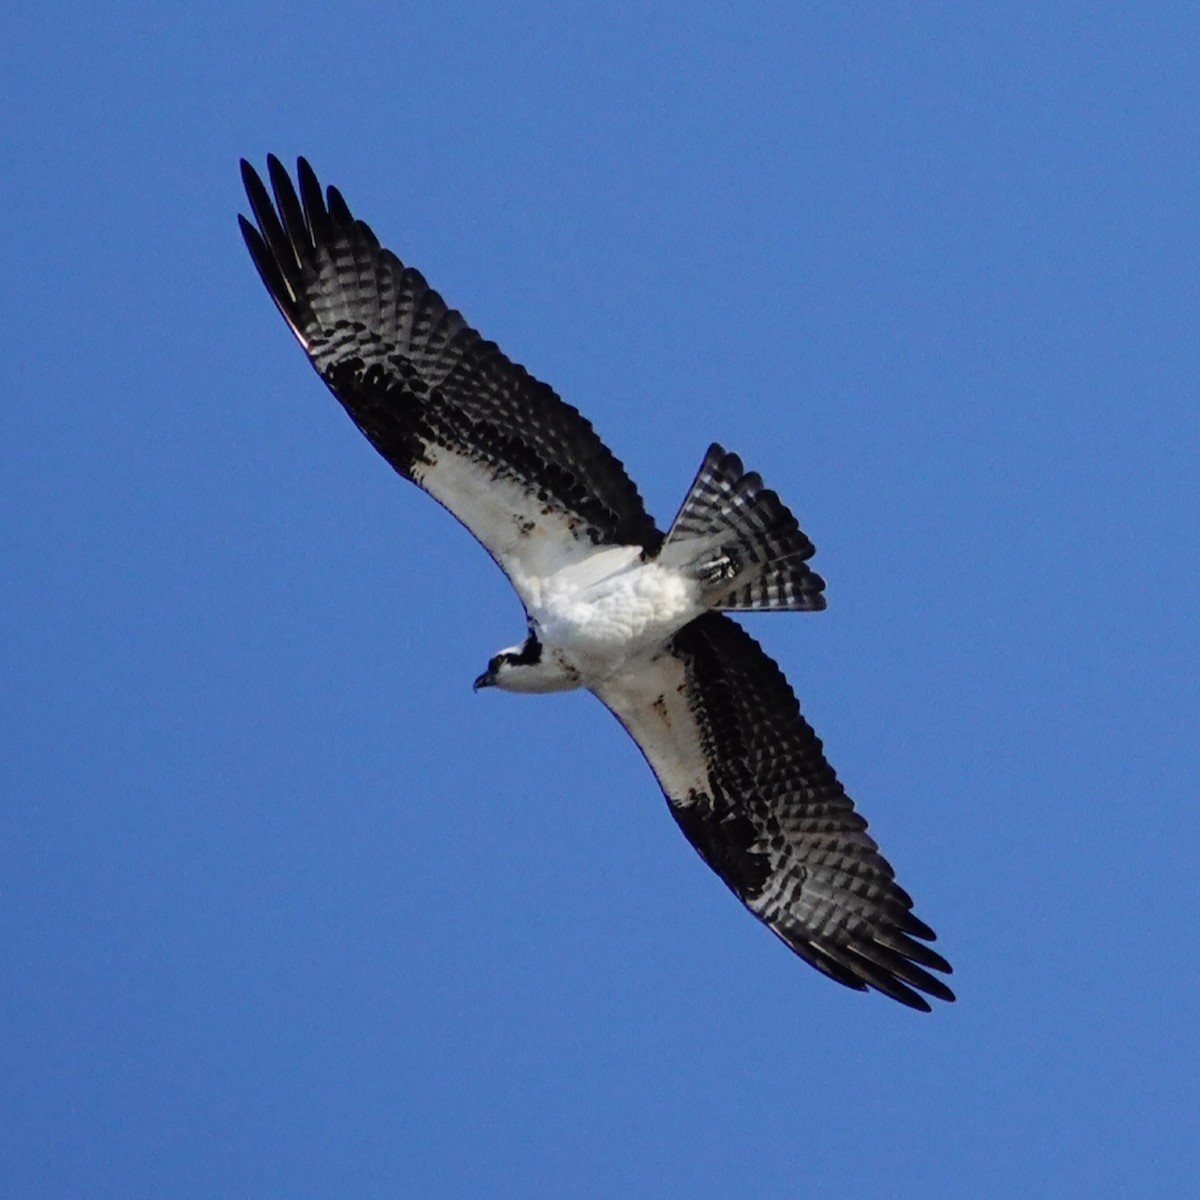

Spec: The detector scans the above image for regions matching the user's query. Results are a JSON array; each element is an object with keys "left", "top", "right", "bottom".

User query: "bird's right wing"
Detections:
[
  {"left": 593, "top": 612, "right": 954, "bottom": 1011},
  {"left": 239, "top": 156, "right": 662, "bottom": 599}
]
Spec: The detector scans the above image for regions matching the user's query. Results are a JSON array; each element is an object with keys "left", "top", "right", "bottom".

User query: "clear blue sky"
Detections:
[{"left": 4, "top": 3, "right": 1197, "bottom": 1196}]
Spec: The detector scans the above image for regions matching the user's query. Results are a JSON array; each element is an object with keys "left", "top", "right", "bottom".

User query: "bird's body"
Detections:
[
  {"left": 239, "top": 155, "right": 955, "bottom": 1011},
  {"left": 509, "top": 550, "right": 701, "bottom": 692}
]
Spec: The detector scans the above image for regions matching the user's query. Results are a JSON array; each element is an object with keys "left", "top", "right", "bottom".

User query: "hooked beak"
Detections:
[{"left": 473, "top": 668, "right": 495, "bottom": 692}]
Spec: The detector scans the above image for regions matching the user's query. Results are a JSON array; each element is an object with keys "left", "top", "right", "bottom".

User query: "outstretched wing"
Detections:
[
  {"left": 594, "top": 612, "right": 953, "bottom": 1011},
  {"left": 239, "top": 156, "right": 661, "bottom": 597}
]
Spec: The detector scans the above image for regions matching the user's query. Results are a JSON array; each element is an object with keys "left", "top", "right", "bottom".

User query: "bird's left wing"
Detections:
[
  {"left": 238, "top": 156, "right": 661, "bottom": 597},
  {"left": 593, "top": 612, "right": 954, "bottom": 1011}
]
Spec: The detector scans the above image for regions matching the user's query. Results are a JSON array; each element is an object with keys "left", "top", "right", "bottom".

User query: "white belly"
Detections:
[{"left": 529, "top": 551, "right": 704, "bottom": 685}]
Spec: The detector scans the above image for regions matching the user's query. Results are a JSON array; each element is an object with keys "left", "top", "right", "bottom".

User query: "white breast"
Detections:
[{"left": 529, "top": 551, "right": 705, "bottom": 685}]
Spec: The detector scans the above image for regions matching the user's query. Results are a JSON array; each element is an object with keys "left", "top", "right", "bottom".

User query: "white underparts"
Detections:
[{"left": 494, "top": 546, "right": 707, "bottom": 693}]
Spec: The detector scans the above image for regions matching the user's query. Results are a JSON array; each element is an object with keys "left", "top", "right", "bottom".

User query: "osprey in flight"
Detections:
[{"left": 239, "top": 156, "right": 954, "bottom": 1011}]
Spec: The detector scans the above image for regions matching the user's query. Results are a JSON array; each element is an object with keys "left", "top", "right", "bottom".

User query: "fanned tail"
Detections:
[{"left": 658, "top": 444, "right": 826, "bottom": 612}]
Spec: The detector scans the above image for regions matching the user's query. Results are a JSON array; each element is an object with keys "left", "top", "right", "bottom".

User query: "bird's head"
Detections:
[{"left": 473, "top": 630, "right": 578, "bottom": 694}]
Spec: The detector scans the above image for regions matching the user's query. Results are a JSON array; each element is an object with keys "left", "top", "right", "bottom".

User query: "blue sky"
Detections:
[{"left": 3, "top": 3, "right": 1198, "bottom": 1196}]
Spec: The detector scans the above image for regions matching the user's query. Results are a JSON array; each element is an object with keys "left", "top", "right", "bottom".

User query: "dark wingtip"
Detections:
[
  {"left": 917, "top": 976, "right": 956, "bottom": 1005},
  {"left": 236, "top": 211, "right": 260, "bottom": 253},
  {"left": 295, "top": 156, "right": 333, "bottom": 243},
  {"left": 240, "top": 157, "right": 274, "bottom": 226},
  {"left": 295, "top": 155, "right": 319, "bottom": 201},
  {"left": 326, "top": 183, "right": 353, "bottom": 226},
  {"left": 237, "top": 157, "right": 313, "bottom": 333},
  {"left": 903, "top": 912, "right": 938, "bottom": 942}
]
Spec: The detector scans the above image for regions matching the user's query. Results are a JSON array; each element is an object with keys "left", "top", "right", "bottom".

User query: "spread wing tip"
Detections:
[
  {"left": 800, "top": 934, "right": 954, "bottom": 1011},
  {"left": 238, "top": 155, "right": 360, "bottom": 346},
  {"left": 797, "top": 916, "right": 956, "bottom": 1010}
]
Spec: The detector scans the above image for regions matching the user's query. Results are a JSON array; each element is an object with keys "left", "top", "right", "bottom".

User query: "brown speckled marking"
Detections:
[{"left": 550, "top": 649, "right": 581, "bottom": 683}]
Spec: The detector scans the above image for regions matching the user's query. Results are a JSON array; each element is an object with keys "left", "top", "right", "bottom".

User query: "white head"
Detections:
[{"left": 473, "top": 630, "right": 581, "bottom": 694}]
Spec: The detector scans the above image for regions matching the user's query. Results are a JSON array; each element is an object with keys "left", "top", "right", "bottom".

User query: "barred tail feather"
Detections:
[{"left": 660, "top": 444, "right": 826, "bottom": 612}]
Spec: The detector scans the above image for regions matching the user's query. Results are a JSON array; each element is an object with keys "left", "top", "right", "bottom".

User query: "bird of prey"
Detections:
[{"left": 238, "top": 155, "right": 954, "bottom": 1011}]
